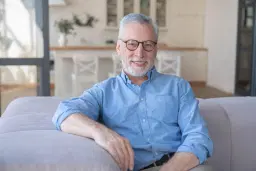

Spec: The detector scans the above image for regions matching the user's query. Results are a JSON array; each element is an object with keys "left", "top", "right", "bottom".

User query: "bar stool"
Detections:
[
  {"left": 72, "top": 54, "right": 99, "bottom": 96},
  {"left": 156, "top": 51, "right": 181, "bottom": 76},
  {"left": 108, "top": 52, "right": 122, "bottom": 78}
]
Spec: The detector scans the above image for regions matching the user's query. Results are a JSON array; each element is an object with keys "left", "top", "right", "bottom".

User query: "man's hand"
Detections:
[{"left": 93, "top": 124, "right": 134, "bottom": 171}]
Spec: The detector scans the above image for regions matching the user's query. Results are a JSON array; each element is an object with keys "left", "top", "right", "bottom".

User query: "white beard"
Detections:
[{"left": 122, "top": 59, "right": 154, "bottom": 77}]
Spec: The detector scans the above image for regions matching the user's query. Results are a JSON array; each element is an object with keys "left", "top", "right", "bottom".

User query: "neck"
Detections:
[{"left": 125, "top": 73, "right": 148, "bottom": 86}]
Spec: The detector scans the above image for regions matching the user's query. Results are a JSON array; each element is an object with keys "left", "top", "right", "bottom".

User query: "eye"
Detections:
[
  {"left": 144, "top": 43, "right": 153, "bottom": 48},
  {"left": 127, "top": 40, "right": 138, "bottom": 47},
  {"left": 144, "top": 42, "right": 154, "bottom": 48}
]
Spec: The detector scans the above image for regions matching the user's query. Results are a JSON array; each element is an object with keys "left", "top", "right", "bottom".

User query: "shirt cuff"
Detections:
[
  {"left": 52, "top": 109, "right": 82, "bottom": 131},
  {"left": 176, "top": 144, "right": 208, "bottom": 164}
]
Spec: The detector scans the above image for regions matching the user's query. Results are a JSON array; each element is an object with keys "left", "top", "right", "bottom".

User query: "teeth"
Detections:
[{"left": 133, "top": 61, "right": 145, "bottom": 63}]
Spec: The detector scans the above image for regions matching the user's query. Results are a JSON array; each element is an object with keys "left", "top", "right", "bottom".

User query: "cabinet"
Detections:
[{"left": 105, "top": 0, "right": 167, "bottom": 30}]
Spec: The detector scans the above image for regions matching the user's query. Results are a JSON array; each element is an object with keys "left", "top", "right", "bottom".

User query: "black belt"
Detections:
[{"left": 140, "top": 152, "right": 174, "bottom": 170}]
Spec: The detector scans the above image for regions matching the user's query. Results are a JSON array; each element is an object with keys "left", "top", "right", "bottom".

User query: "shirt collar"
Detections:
[{"left": 120, "top": 66, "right": 157, "bottom": 84}]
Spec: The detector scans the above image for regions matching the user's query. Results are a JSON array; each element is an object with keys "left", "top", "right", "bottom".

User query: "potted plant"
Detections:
[{"left": 54, "top": 19, "right": 75, "bottom": 46}]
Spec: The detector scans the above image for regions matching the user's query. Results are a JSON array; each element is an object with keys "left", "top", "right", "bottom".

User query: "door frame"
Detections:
[{"left": 235, "top": 0, "right": 256, "bottom": 96}]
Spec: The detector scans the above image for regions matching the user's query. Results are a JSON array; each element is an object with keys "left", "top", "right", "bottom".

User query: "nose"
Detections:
[{"left": 134, "top": 43, "right": 144, "bottom": 58}]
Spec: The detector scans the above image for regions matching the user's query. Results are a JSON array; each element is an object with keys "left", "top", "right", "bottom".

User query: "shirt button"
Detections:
[
  {"left": 147, "top": 138, "right": 150, "bottom": 141},
  {"left": 141, "top": 98, "right": 144, "bottom": 101},
  {"left": 142, "top": 119, "right": 146, "bottom": 122}
]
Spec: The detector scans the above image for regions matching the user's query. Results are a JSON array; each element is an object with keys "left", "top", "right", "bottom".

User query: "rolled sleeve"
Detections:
[
  {"left": 177, "top": 142, "right": 209, "bottom": 164},
  {"left": 52, "top": 85, "right": 102, "bottom": 130},
  {"left": 177, "top": 79, "right": 213, "bottom": 164}
]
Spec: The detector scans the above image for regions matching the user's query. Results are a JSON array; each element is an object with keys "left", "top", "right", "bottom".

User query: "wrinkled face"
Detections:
[{"left": 116, "top": 23, "right": 157, "bottom": 77}]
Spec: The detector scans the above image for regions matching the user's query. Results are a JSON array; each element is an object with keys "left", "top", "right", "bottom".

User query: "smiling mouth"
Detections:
[{"left": 131, "top": 61, "right": 147, "bottom": 66}]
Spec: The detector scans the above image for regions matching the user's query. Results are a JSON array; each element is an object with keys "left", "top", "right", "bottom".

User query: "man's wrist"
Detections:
[{"left": 91, "top": 122, "right": 105, "bottom": 139}]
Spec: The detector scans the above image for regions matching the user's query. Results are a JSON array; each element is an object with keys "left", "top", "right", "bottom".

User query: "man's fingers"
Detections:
[
  {"left": 107, "top": 144, "right": 122, "bottom": 169},
  {"left": 115, "top": 142, "right": 127, "bottom": 171},
  {"left": 124, "top": 139, "right": 134, "bottom": 170},
  {"left": 119, "top": 138, "right": 130, "bottom": 171}
]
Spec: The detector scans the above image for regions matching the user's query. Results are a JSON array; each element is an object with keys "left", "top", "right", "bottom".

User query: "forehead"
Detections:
[{"left": 121, "top": 23, "right": 156, "bottom": 41}]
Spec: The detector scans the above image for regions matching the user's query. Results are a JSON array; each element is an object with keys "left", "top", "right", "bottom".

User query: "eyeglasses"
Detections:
[{"left": 119, "top": 39, "right": 157, "bottom": 52}]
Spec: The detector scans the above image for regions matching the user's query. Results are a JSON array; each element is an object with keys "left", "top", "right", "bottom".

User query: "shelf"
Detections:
[
  {"left": 159, "top": 27, "right": 168, "bottom": 32},
  {"left": 104, "top": 27, "right": 119, "bottom": 31}
]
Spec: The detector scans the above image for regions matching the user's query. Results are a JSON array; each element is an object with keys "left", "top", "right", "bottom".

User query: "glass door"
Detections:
[
  {"left": 235, "top": 0, "right": 256, "bottom": 96},
  {"left": 0, "top": 0, "right": 50, "bottom": 114}
]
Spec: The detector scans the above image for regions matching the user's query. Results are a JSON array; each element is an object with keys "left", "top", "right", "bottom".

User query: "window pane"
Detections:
[
  {"left": 237, "top": 50, "right": 252, "bottom": 91},
  {"left": 246, "top": 18, "right": 253, "bottom": 28},
  {"left": 240, "top": 29, "right": 253, "bottom": 48},
  {"left": 241, "top": 6, "right": 254, "bottom": 29},
  {"left": 0, "top": 65, "right": 38, "bottom": 114},
  {"left": 140, "top": 0, "right": 150, "bottom": 16},
  {"left": 0, "top": 0, "right": 44, "bottom": 58},
  {"left": 124, "top": 0, "right": 134, "bottom": 16},
  {"left": 156, "top": 0, "right": 166, "bottom": 27},
  {"left": 247, "top": 6, "right": 253, "bottom": 17},
  {"left": 107, "top": 0, "right": 117, "bottom": 27}
]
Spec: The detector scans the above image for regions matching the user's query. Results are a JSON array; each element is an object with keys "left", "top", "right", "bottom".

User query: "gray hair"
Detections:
[{"left": 118, "top": 13, "right": 158, "bottom": 40}]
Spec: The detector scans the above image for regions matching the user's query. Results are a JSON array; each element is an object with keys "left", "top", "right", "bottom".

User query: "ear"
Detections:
[{"left": 116, "top": 40, "right": 121, "bottom": 55}]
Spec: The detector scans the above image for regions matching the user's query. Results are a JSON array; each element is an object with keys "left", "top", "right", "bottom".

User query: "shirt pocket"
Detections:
[{"left": 150, "top": 95, "right": 179, "bottom": 124}]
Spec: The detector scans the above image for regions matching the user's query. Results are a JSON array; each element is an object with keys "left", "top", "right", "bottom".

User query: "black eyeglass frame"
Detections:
[{"left": 118, "top": 39, "right": 157, "bottom": 52}]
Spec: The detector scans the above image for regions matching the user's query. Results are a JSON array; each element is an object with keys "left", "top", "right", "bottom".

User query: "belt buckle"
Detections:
[{"left": 141, "top": 153, "right": 173, "bottom": 170}]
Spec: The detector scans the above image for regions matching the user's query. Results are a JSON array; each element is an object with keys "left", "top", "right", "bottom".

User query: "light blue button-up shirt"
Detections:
[{"left": 52, "top": 67, "right": 213, "bottom": 171}]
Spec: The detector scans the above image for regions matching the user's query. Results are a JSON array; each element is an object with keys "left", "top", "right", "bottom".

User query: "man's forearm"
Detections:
[
  {"left": 161, "top": 152, "right": 199, "bottom": 171},
  {"left": 60, "top": 113, "right": 102, "bottom": 140}
]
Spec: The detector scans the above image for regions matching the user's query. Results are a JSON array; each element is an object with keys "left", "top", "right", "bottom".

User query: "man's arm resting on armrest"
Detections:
[{"left": 60, "top": 113, "right": 102, "bottom": 139}]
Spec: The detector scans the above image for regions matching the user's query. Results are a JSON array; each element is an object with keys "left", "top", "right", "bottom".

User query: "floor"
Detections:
[
  {"left": 192, "top": 86, "right": 232, "bottom": 98},
  {"left": 0, "top": 85, "right": 232, "bottom": 115}
]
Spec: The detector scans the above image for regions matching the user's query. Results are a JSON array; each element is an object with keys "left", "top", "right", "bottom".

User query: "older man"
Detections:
[{"left": 52, "top": 13, "right": 213, "bottom": 171}]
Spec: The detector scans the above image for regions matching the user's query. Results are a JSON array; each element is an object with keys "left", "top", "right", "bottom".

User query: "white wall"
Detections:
[
  {"left": 204, "top": 0, "right": 238, "bottom": 94},
  {"left": 168, "top": 0, "right": 206, "bottom": 47}
]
